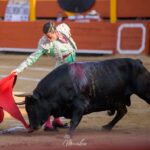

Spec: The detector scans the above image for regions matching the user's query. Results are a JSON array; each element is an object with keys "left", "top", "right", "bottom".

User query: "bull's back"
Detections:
[
  {"left": 34, "top": 58, "right": 145, "bottom": 101},
  {"left": 69, "top": 58, "right": 137, "bottom": 96}
]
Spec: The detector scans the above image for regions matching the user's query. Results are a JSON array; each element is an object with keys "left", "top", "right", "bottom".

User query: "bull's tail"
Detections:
[
  {"left": 107, "top": 109, "right": 115, "bottom": 116},
  {"left": 136, "top": 59, "right": 143, "bottom": 64}
]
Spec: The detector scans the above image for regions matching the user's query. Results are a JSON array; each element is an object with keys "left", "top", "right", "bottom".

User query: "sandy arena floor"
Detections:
[{"left": 0, "top": 53, "right": 149, "bottom": 150}]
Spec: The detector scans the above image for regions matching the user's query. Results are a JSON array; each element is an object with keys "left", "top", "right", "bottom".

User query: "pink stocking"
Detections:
[{"left": 44, "top": 116, "right": 53, "bottom": 128}]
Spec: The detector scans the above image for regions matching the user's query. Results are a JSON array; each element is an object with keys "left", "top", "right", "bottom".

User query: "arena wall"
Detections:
[
  {"left": 0, "top": 21, "right": 150, "bottom": 55},
  {"left": 0, "top": 0, "right": 150, "bottom": 55}
]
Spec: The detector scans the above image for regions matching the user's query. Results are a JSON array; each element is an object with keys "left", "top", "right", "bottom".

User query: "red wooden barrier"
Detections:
[{"left": 0, "top": 20, "right": 149, "bottom": 55}]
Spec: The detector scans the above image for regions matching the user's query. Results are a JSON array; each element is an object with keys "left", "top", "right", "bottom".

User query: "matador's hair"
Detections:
[{"left": 43, "top": 21, "right": 56, "bottom": 34}]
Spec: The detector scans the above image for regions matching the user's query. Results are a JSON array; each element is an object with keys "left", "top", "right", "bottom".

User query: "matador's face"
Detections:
[{"left": 46, "top": 31, "right": 57, "bottom": 42}]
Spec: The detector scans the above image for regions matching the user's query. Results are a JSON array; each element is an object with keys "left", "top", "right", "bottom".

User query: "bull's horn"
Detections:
[
  {"left": 15, "top": 100, "right": 25, "bottom": 105},
  {"left": 13, "top": 92, "right": 33, "bottom": 97}
]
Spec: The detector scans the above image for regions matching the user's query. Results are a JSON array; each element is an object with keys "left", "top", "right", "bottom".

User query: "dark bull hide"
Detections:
[{"left": 16, "top": 58, "right": 150, "bottom": 137}]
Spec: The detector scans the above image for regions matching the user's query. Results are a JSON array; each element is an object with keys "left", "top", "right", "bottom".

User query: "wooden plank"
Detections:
[{"left": 0, "top": 20, "right": 149, "bottom": 55}]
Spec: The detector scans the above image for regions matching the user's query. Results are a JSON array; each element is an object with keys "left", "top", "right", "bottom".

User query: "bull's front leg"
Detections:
[
  {"left": 65, "top": 108, "right": 83, "bottom": 139},
  {"left": 102, "top": 105, "right": 127, "bottom": 131}
]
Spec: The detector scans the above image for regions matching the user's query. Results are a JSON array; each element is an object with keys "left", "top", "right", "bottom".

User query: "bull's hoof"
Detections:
[
  {"left": 44, "top": 126, "right": 58, "bottom": 132},
  {"left": 101, "top": 125, "right": 112, "bottom": 131}
]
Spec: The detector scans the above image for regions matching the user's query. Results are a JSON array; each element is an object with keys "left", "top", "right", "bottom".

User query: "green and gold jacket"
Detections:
[{"left": 15, "top": 23, "right": 77, "bottom": 73}]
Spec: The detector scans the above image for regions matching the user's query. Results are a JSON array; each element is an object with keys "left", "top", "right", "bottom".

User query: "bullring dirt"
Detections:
[{"left": 0, "top": 53, "right": 149, "bottom": 150}]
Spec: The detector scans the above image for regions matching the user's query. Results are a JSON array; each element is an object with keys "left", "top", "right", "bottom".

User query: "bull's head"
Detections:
[{"left": 15, "top": 93, "right": 49, "bottom": 132}]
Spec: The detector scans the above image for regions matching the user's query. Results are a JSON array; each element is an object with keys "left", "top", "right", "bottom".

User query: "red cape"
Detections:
[{"left": 0, "top": 73, "right": 29, "bottom": 128}]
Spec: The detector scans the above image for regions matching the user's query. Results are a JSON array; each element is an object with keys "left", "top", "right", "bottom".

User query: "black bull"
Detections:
[{"left": 16, "top": 58, "right": 150, "bottom": 136}]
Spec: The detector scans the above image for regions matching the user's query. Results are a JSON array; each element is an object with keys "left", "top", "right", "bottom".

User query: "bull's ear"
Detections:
[
  {"left": 14, "top": 92, "right": 33, "bottom": 97},
  {"left": 26, "top": 95, "right": 38, "bottom": 105}
]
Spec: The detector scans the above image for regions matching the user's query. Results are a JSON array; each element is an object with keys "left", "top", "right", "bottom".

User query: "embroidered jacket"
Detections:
[{"left": 14, "top": 23, "right": 77, "bottom": 73}]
